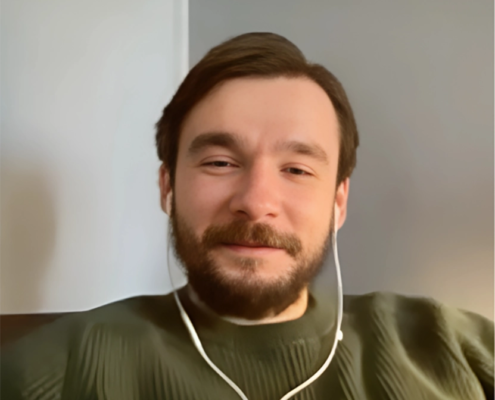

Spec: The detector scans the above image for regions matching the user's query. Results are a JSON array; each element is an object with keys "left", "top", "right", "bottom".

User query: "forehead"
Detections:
[{"left": 179, "top": 77, "right": 340, "bottom": 155}]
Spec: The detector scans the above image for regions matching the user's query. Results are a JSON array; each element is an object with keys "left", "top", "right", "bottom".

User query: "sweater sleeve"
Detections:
[
  {"left": 0, "top": 316, "right": 74, "bottom": 400},
  {"left": 450, "top": 307, "right": 494, "bottom": 399},
  {"left": 347, "top": 291, "right": 494, "bottom": 399}
]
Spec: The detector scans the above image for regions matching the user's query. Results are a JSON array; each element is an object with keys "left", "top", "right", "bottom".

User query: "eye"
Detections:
[
  {"left": 286, "top": 167, "right": 309, "bottom": 176},
  {"left": 203, "top": 161, "right": 234, "bottom": 168}
]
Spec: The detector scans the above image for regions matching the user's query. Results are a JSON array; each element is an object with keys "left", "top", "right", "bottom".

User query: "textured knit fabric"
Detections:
[{"left": 1, "top": 289, "right": 493, "bottom": 400}]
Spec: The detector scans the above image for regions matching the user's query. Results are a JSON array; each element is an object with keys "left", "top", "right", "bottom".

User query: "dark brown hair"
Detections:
[{"left": 155, "top": 32, "right": 359, "bottom": 187}]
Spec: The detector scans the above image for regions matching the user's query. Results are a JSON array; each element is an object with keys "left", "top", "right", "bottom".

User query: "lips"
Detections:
[
  {"left": 219, "top": 241, "right": 284, "bottom": 256},
  {"left": 224, "top": 241, "right": 278, "bottom": 248}
]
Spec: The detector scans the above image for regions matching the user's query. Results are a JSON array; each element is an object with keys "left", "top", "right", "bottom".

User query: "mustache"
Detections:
[{"left": 201, "top": 219, "right": 303, "bottom": 258}]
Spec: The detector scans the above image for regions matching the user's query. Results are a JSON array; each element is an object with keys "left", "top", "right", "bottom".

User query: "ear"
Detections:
[
  {"left": 334, "top": 178, "right": 350, "bottom": 231},
  {"left": 158, "top": 164, "right": 173, "bottom": 215}
]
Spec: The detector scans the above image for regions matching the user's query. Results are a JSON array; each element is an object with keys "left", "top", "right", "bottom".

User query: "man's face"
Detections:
[{"left": 160, "top": 77, "right": 349, "bottom": 319}]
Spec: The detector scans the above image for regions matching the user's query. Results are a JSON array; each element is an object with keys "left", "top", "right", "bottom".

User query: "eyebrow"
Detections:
[
  {"left": 187, "top": 132, "right": 244, "bottom": 157},
  {"left": 276, "top": 140, "right": 329, "bottom": 165},
  {"left": 187, "top": 131, "right": 329, "bottom": 165}
]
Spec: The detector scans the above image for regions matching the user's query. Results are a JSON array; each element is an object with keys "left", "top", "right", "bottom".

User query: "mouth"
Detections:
[
  {"left": 225, "top": 241, "right": 277, "bottom": 248},
  {"left": 220, "top": 241, "right": 284, "bottom": 256}
]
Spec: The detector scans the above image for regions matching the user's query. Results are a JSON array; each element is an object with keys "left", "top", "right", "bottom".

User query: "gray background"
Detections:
[{"left": 189, "top": 0, "right": 494, "bottom": 318}]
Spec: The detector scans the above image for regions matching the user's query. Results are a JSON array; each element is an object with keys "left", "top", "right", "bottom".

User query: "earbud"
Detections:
[
  {"left": 165, "top": 191, "right": 173, "bottom": 215},
  {"left": 333, "top": 202, "right": 339, "bottom": 235}
]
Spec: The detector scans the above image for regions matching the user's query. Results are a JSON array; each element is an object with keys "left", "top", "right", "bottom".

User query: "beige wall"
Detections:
[
  {"left": 190, "top": 0, "right": 494, "bottom": 318},
  {"left": 1, "top": 0, "right": 188, "bottom": 313}
]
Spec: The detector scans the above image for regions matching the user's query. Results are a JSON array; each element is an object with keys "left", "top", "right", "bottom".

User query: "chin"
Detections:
[
  {"left": 214, "top": 253, "right": 290, "bottom": 281},
  {"left": 222, "top": 267, "right": 286, "bottom": 286}
]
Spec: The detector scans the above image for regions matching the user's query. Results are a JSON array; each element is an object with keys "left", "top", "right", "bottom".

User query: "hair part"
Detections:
[{"left": 155, "top": 32, "right": 359, "bottom": 188}]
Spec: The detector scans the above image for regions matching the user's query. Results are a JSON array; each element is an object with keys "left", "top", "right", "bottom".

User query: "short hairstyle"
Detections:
[{"left": 155, "top": 32, "right": 359, "bottom": 187}]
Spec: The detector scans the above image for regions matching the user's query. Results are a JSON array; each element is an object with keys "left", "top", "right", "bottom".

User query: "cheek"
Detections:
[
  {"left": 174, "top": 168, "right": 231, "bottom": 233},
  {"left": 287, "top": 189, "right": 334, "bottom": 250}
]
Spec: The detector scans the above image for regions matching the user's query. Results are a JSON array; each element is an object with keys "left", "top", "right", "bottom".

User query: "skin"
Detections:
[{"left": 159, "top": 76, "right": 350, "bottom": 324}]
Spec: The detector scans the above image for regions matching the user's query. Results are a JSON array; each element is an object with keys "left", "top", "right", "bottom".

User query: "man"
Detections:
[{"left": 2, "top": 32, "right": 493, "bottom": 399}]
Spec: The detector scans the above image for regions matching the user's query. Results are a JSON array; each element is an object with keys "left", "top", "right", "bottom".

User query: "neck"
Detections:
[{"left": 186, "top": 285, "right": 309, "bottom": 326}]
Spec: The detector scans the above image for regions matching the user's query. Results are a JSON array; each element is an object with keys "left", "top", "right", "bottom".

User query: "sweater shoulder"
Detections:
[
  {"left": 1, "top": 291, "right": 179, "bottom": 356},
  {"left": 1, "top": 292, "right": 189, "bottom": 399},
  {"left": 342, "top": 291, "right": 492, "bottom": 344},
  {"left": 1, "top": 292, "right": 183, "bottom": 398},
  {"left": 342, "top": 291, "right": 494, "bottom": 397},
  {"left": 56, "top": 291, "right": 183, "bottom": 348},
  {"left": 343, "top": 290, "right": 444, "bottom": 322},
  {"left": 343, "top": 290, "right": 493, "bottom": 335}
]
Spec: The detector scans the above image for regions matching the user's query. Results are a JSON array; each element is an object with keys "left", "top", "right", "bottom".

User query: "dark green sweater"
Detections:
[{"left": 1, "top": 289, "right": 493, "bottom": 399}]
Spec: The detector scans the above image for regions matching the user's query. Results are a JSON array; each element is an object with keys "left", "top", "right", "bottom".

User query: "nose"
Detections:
[{"left": 229, "top": 160, "right": 281, "bottom": 222}]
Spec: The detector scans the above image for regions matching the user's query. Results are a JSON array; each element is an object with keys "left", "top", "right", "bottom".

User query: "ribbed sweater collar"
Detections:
[{"left": 176, "top": 286, "right": 335, "bottom": 350}]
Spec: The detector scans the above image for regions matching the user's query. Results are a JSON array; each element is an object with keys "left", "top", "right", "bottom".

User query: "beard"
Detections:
[{"left": 170, "top": 204, "right": 332, "bottom": 320}]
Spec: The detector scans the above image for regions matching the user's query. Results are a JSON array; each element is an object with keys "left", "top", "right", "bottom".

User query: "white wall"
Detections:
[
  {"left": 1, "top": 0, "right": 188, "bottom": 313},
  {"left": 189, "top": 0, "right": 494, "bottom": 319}
]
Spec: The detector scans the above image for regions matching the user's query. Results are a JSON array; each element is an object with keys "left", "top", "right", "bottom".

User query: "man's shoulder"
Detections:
[
  {"left": 2, "top": 291, "right": 180, "bottom": 357},
  {"left": 340, "top": 291, "right": 494, "bottom": 396},
  {"left": 1, "top": 292, "right": 183, "bottom": 398},
  {"left": 63, "top": 290, "right": 181, "bottom": 338},
  {"left": 343, "top": 290, "right": 444, "bottom": 316},
  {"left": 343, "top": 291, "right": 493, "bottom": 337},
  {"left": 343, "top": 292, "right": 493, "bottom": 374},
  {"left": 343, "top": 290, "right": 492, "bottom": 326}
]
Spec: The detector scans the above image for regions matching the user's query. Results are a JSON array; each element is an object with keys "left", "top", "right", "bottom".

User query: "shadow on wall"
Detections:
[{"left": 1, "top": 165, "right": 57, "bottom": 314}]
